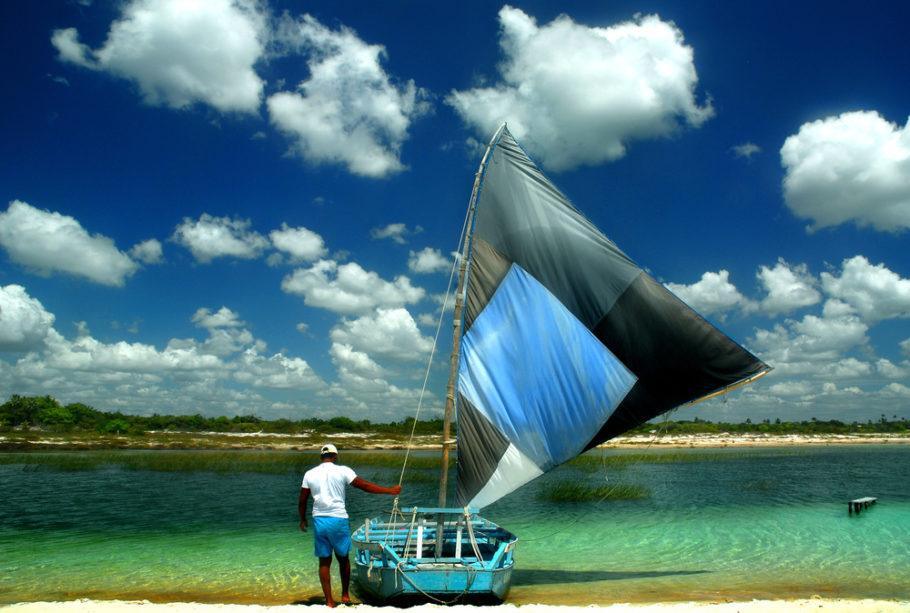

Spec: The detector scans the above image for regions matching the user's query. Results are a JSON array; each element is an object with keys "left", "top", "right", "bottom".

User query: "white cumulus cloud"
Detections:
[
  {"left": 330, "top": 307, "right": 433, "bottom": 362},
  {"left": 750, "top": 310, "right": 869, "bottom": 377},
  {"left": 767, "top": 380, "right": 814, "bottom": 397},
  {"left": 172, "top": 213, "right": 268, "bottom": 263},
  {"left": 269, "top": 223, "right": 327, "bottom": 262},
  {"left": 189, "top": 306, "right": 262, "bottom": 357},
  {"left": 51, "top": 28, "right": 94, "bottom": 68},
  {"left": 447, "top": 6, "right": 713, "bottom": 171},
  {"left": 51, "top": 0, "right": 266, "bottom": 113},
  {"left": 408, "top": 247, "right": 450, "bottom": 274},
  {"left": 43, "top": 329, "right": 224, "bottom": 374},
  {"left": 370, "top": 223, "right": 421, "bottom": 244},
  {"left": 330, "top": 342, "right": 384, "bottom": 379},
  {"left": 665, "top": 270, "right": 750, "bottom": 316},
  {"left": 234, "top": 349, "right": 324, "bottom": 390},
  {"left": 820, "top": 256, "right": 910, "bottom": 322},
  {"left": 281, "top": 260, "right": 424, "bottom": 315},
  {"left": 192, "top": 306, "right": 242, "bottom": 330},
  {"left": 882, "top": 382, "right": 910, "bottom": 398},
  {"left": 416, "top": 313, "right": 437, "bottom": 327},
  {"left": 0, "top": 302, "right": 337, "bottom": 417},
  {"left": 732, "top": 142, "right": 761, "bottom": 159},
  {"left": 757, "top": 259, "right": 821, "bottom": 315},
  {"left": 781, "top": 111, "right": 910, "bottom": 232},
  {"left": 0, "top": 200, "right": 139, "bottom": 286},
  {"left": 129, "top": 238, "right": 163, "bottom": 264},
  {"left": 0, "top": 285, "right": 56, "bottom": 352},
  {"left": 267, "top": 14, "right": 429, "bottom": 178},
  {"left": 876, "top": 358, "right": 909, "bottom": 379}
]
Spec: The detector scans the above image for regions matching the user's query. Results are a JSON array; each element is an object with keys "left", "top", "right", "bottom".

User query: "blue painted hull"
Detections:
[
  {"left": 351, "top": 507, "right": 517, "bottom": 604},
  {"left": 354, "top": 560, "right": 513, "bottom": 602}
]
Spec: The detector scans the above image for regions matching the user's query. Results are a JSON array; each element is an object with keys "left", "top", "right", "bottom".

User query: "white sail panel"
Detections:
[{"left": 468, "top": 443, "right": 543, "bottom": 509}]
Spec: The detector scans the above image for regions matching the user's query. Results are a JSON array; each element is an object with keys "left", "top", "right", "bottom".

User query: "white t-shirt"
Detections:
[{"left": 302, "top": 462, "right": 357, "bottom": 518}]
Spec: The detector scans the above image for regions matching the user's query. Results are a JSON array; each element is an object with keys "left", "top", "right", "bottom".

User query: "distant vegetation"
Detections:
[
  {"left": 651, "top": 415, "right": 910, "bottom": 435},
  {"left": 1, "top": 394, "right": 908, "bottom": 438},
  {"left": 540, "top": 482, "right": 649, "bottom": 502},
  {"left": 0, "top": 395, "right": 444, "bottom": 436}
]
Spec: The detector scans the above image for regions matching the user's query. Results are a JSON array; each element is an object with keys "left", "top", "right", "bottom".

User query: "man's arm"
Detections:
[
  {"left": 351, "top": 477, "right": 402, "bottom": 496},
  {"left": 298, "top": 487, "right": 310, "bottom": 531}
]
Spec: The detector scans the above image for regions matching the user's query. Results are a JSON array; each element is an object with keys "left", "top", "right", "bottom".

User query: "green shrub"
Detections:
[{"left": 540, "top": 482, "right": 649, "bottom": 502}]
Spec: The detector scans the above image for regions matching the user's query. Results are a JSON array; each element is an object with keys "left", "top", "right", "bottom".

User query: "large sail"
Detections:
[{"left": 455, "top": 126, "right": 769, "bottom": 508}]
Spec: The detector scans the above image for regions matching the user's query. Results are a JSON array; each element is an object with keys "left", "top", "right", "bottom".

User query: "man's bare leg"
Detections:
[
  {"left": 337, "top": 553, "right": 351, "bottom": 604},
  {"left": 318, "top": 556, "right": 335, "bottom": 607}
]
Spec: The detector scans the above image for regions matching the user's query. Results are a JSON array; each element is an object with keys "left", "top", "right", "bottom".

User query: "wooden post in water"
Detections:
[{"left": 848, "top": 496, "right": 877, "bottom": 514}]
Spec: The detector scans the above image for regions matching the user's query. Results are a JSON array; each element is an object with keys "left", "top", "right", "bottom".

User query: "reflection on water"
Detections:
[{"left": 1, "top": 445, "right": 909, "bottom": 605}]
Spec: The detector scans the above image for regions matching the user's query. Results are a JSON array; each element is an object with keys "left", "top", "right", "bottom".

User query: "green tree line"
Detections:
[
  {"left": 0, "top": 395, "right": 445, "bottom": 436},
  {"left": 645, "top": 415, "right": 910, "bottom": 435},
  {"left": 1, "top": 395, "right": 907, "bottom": 436}
]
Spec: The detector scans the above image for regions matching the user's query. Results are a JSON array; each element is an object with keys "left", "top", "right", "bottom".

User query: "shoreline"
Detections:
[
  {"left": 2, "top": 432, "right": 909, "bottom": 451},
  {"left": 3, "top": 599, "right": 910, "bottom": 612}
]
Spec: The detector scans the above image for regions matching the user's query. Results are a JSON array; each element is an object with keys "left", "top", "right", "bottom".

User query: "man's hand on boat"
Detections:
[{"left": 351, "top": 477, "right": 402, "bottom": 496}]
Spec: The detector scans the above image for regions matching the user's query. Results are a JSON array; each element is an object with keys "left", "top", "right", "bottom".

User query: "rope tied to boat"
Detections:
[
  {"left": 393, "top": 559, "right": 478, "bottom": 605},
  {"left": 402, "top": 506, "right": 418, "bottom": 558},
  {"left": 464, "top": 506, "right": 484, "bottom": 562}
]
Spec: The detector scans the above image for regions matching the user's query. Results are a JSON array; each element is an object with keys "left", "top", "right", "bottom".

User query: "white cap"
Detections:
[{"left": 320, "top": 443, "right": 338, "bottom": 456}]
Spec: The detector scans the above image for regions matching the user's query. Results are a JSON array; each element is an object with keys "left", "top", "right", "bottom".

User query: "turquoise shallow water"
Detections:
[{"left": 1, "top": 446, "right": 909, "bottom": 604}]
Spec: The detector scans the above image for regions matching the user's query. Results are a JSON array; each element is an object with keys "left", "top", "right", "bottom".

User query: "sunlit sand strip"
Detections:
[
  {"left": 3, "top": 599, "right": 909, "bottom": 612},
  {"left": 4, "top": 432, "right": 909, "bottom": 450},
  {"left": 604, "top": 433, "right": 910, "bottom": 448}
]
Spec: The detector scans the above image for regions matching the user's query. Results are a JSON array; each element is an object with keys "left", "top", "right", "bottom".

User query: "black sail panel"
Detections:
[
  {"left": 464, "top": 238, "right": 513, "bottom": 332},
  {"left": 587, "top": 272, "right": 768, "bottom": 450},
  {"left": 455, "top": 394, "right": 511, "bottom": 507}
]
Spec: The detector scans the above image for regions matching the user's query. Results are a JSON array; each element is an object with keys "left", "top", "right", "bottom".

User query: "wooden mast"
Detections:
[{"left": 436, "top": 124, "right": 505, "bottom": 520}]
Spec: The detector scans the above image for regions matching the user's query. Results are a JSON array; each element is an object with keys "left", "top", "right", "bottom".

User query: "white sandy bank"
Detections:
[{"left": 3, "top": 600, "right": 909, "bottom": 613}]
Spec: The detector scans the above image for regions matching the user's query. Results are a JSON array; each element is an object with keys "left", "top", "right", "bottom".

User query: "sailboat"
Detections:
[{"left": 350, "top": 124, "right": 770, "bottom": 603}]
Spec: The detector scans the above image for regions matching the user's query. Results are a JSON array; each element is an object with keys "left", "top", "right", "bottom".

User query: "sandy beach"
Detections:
[
  {"left": 3, "top": 431, "right": 909, "bottom": 451},
  {"left": 4, "top": 599, "right": 910, "bottom": 613},
  {"left": 604, "top": 432, "right": 910, "bottom": 448}
]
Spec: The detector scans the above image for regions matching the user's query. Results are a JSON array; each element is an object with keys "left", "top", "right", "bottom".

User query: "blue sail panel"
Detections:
[{"left": 457, "top": 264, "right": 637, "bottom": 506}]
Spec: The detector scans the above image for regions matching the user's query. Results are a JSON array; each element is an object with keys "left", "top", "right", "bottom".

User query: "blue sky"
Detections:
[{"left": 1, "top": 0, "right": 908, "bottom": 422}]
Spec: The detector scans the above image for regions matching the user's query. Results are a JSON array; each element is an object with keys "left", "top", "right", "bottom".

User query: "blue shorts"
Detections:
[{"left": 312, "top": 516, "right": 352, "bottom": 558}]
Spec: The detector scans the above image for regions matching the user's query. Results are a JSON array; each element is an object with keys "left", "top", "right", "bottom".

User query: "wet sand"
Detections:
[{"left": 3, "top": 599, "right": 910, "bottom": 612}]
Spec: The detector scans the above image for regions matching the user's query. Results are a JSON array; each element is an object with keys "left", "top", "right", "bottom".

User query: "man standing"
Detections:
[{"left": 299, "top": 443, "right": 401, "bottom": 607}]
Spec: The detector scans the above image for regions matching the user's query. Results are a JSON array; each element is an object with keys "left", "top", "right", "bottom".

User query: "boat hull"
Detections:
[
  {"left": 354, "top": 560, "right": 513, "bottom": 603},
  {"left": 351, "top": 507, "right": 517, "bottom": 604}
]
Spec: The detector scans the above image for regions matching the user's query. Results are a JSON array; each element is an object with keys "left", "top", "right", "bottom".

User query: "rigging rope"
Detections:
[
  {"left": 394, "top": 560, "right": 477, "bottom": 604},
  {"left": 385, "top": 197, "right": 471, "bottom": 533}
]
